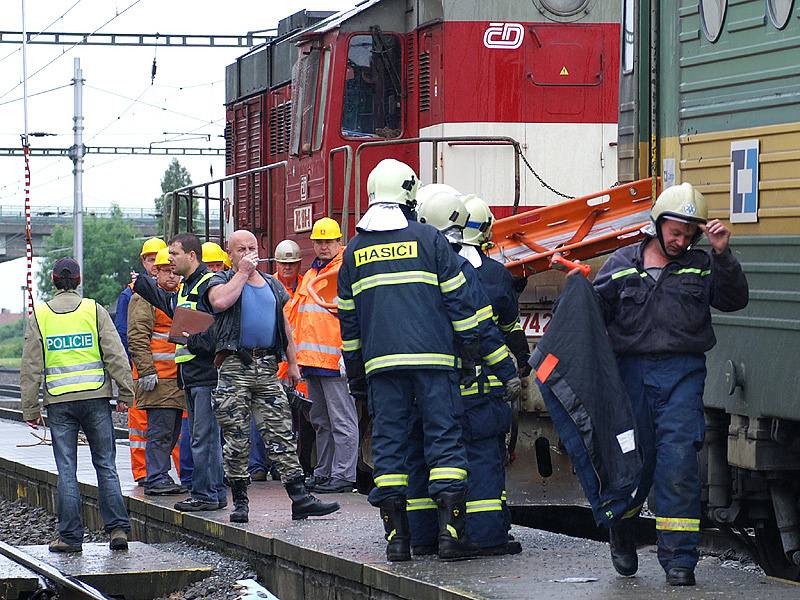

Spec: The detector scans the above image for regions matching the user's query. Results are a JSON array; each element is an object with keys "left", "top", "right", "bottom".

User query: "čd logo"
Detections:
[{"left": 46, "top": 333, "right": 94, "bottom": 351}]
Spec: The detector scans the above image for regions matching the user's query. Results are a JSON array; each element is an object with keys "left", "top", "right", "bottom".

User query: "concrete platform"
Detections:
[
  {"left": 1, "top": 417, "right": 799, "bottom": 600},
  {"left": 18, "top": 542, "right": 212, "bottom": 600},
  {"left": 0, "top": 554, "right": 39, "bottom": 598}
]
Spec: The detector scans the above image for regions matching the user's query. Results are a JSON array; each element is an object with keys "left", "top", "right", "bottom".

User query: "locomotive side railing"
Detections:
[{"left": 327, "top": 145, "right": 353, "bottom": 241}]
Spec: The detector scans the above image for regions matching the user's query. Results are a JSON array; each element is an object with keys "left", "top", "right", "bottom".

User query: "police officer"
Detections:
[
  {"left": 408, "top": 186, "right": 521, "bottom": 557},
  {"left": 591, "top": 183, "right": 748, "bottom": 586},
  {"left": 337, "top": 159, "right": 482, "bottom": 562}
]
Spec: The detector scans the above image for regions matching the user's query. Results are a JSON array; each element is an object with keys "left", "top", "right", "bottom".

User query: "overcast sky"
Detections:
[{"left": 0, "top": 0, "right": 356, "bottom": 310}]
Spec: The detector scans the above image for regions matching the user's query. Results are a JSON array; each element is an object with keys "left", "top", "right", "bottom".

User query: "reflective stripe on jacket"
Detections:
[
  {"left": 131, "top": 305, "right": 178, "bottom": 380},
  {"left": 33, "top": 298, "right": 105, "bottom": 396},
  {"left": 175, "top": 272, "right": 214, "bottom": 364}
]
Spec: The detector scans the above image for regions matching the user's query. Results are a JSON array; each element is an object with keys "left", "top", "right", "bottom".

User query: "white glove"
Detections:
[
  {"left": 138, "top": 373, "right": 158, "bottom": 392},
  {"left": 338, "top": 356, "right": 347, "bottom": 378}
]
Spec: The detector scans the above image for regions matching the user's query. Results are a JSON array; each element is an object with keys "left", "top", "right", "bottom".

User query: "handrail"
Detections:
[
  {"left": 353, "top": 136, "right": 521, "bottom": 223},
  {"left": 327, "top": 145, "right": 353, "bottom": 242}
]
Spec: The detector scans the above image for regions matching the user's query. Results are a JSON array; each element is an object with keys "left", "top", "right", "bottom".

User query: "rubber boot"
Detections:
[
  {"left": 412, "top": 543, "right": 438, "bottom": 556},
  {"left": 609, "top": 518, "right": 638, "bottom": 576},
  {"left": 378, "top": 497, "right": 411, "bottom": 562},
  {"left": 436, "top": 493, "right": 479, "bottom": 561},
  {"left": 229, "top": 478, "right": 249, "bottom": 523},
  {"left": 666, "top": 567, "right": 696, "bottom": 586},
  {"left": 285, "top": 477, "right": 341, "bottom": 520}
]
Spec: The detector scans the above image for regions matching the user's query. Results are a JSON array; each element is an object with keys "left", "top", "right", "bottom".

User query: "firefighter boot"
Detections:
[
  {"left": 436, "top": 493, "right": 479, "bottom": 561},
  {"left": 378, "top": 497, "right": 411, "bottom": 562},
  {"left": 285, "top": 477, "right": 341, "bottom": 520},
  {"left": 230, "top": 478, "right": 249, "bottom": 523},
  {"left": 609, "top": 518, "right": 638, "bottom": 576}
]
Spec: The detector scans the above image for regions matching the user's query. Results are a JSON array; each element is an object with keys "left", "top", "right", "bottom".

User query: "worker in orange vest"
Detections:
[
  {"left": 289, "top": 218, "right": 358, "bottom": 494},
  {"left": 118, "top": 237, "right": 166, "bottom": 485},
  {"left": 128, "top": 247, "right": 184, "bottom": 494}
]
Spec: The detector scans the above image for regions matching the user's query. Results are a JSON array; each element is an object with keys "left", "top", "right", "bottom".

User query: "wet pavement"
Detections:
[{"left": 1, "top": 417, "right": 798, "bottom": 599}]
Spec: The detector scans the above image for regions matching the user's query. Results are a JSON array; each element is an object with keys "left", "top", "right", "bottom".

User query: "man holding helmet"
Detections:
[
  {"left": 337, "top": 159, "right": 482, "bottom": 562},
  {"left": 590, "top": 182, "right": 748, "bottom": 586}
]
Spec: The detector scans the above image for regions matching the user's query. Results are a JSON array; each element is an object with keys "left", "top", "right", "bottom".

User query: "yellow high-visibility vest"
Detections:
[
  {"left": 174, "top": 272, "right": 214, "bottom": 364},
  {"left": 34, "top": 298, "right": 105, "bottom": 396}
]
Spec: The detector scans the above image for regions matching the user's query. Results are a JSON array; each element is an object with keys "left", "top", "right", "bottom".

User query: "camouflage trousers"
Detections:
[{"left": 212, "top": 353, "right": 303, "bottom": 482}]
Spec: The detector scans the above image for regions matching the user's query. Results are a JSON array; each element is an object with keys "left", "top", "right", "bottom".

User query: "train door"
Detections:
[{"left": 617, "top": 0, "right": 639, "bottom": 183}]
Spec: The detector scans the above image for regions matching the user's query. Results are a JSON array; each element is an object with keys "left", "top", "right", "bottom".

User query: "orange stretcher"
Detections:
[{"left": 486, "top": 178, "right": 659, "bottom": 278}]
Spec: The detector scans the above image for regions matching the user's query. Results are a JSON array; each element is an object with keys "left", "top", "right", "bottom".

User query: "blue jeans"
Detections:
[
  {"left": 185, "top": 386, "right": 226, "bottom": 503},
  {"left": 47, "top": 399, "right": 130, "bottom": 546},
  {"left": 179, "top": 414, "right": 193, "bottom": 488}
]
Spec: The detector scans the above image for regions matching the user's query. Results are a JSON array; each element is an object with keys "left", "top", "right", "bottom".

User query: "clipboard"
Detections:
[{"left": 168, "top": 306, "right": 214, "bottom": 344}]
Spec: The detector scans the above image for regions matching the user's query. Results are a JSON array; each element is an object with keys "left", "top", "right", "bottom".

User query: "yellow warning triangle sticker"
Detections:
[{"left": 560, "top": 66, "right": 569, "bottom": 76}]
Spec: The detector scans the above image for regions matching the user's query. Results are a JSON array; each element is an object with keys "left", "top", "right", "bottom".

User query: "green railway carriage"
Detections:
[{"left": 620, "top": 0, "right": 800, "bottom": 579}]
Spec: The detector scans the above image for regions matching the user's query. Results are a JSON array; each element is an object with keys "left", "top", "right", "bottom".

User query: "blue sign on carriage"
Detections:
[{"left": 730, "top": 140, "right": 759, "bottom": 224}]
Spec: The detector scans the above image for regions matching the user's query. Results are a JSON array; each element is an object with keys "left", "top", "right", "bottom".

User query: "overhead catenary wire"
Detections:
[
  {"left": 0, "top": 0, "right": 86, "bottom": 66},
  {"left": 85, "top": 84, "right": 220, "bottom": 126},
  {"left": 0, "top": 81, "right": 72, "bottom": 107}
]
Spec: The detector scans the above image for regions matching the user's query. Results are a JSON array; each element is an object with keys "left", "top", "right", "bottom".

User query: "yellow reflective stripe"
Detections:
[
  {"left": 446, "top": 524, "right": 458, "bottom": 539},
  {"left": 439, "top": 271, "right": 466, "bottom": 293},
  {"left": 341, "top": 338, "right": 362, "bottom": 352},
  {"left": 611, "top": 267, "right": 645, "bottom": 280},
  {"left": 466, "top": 499, "right": 503, "bottom": 513},
  {"left": 374, "top": 474, "right": 409, "bottom": 487},
  {"left": 352, "top": 270, "right": 438, "bottom": 296},
  {"left": 485, "top": 375, "right": 503, "bottom": 387},
  {"left": 365, "top": 353, "right": 456, "bottom": 374},
  {"left": 337, "top": 297, "right": 355, "bottom": 311},
  {"left": 407, "top": 497, "right": 437, "bottom": 511},
  {"left": 387, "top": 529, "right": 397, "bottom": 541},
  {"left": 429, "top": 467, "right": 467, "bottom": 481},
  {"left": 460, "top": 382, "right": 481, "bottom": 396},
  {"left": 451, "top": 313, "right": 478, "bottom": 332},
  {"left": 483, "top": 345, "right": 510, "bottom": 366},
  {"left": 476, "top": 305, "right": 494, "bottom": 324},
  {"left": 501, "top": 490, "right": 507, "bottom": 502},
  {"left": 499, "top": 319, "right": 519, "bottom": 333},
  {"left": 623, "top": 505, "right": 642, "bottom": 519},
  {"left": 655, "top": 517, "right": 700, "bottom": 532},
  {"left": 675, "top": 267, "right": 712, "bottom": 276}
]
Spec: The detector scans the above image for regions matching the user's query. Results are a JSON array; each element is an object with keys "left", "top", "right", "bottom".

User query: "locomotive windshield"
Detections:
[{"left": 341, "top": 33, "right": 402, "bottom": 139}]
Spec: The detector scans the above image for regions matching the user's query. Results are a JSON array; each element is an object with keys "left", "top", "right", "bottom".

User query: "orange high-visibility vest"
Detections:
[
  {"left": 289, "top": 250, "right": 343, "bottom": 371},
  {"left": 276, "top": 272, "right": 303, "bottom": 296},
  {"left": 131, "top": 307, "right": 178, "bottom": 380}
]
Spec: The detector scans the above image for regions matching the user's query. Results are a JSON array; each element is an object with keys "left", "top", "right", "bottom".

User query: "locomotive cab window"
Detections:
[
  {"left": 768, "top": 0, "right": 793, "bottom": 29},
  {"left": 291, "top": 48, "right": 321, "bottom": 155},
  {"left": 622, "top": 0, "right": 635, "bottom": 74},
  {"left": 701, "top": 0, "right": 727, "bottom": 42},
  {"left": 341, "top": 33, "right": 402, "bottom": 139}
]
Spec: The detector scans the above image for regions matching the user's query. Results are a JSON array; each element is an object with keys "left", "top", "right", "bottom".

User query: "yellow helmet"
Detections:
[
  {"left": 153, "top": 247, "right": 172, "bottom": 267},
  {"left": 461, "top": 195, "right": 494, "bottom": 247},
  {"left": 141, "top": 237, "right": 166, "bottom": 257},
  {"left": 310, "top": 217, "right": 342, "bottom": 240},
  {"left": 366, "top": 159, "right": 418, "bottom": 207},
  {"left": 202, "top": 241, "right": 226, "bottom": 264}
]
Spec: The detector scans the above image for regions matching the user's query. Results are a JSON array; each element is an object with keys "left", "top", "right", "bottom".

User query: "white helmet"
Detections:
[
  {"left": 461, "top": 195, "right": 494, "bottom": 247},
  {"left": 274, "top": 239, "right": 302, "bottom": 263},
  {"left": 367, "top": 159, "right": 419, "bottom": 207},
  {"left": 416, "top": 184, "right": 469, "bottom": 243}
]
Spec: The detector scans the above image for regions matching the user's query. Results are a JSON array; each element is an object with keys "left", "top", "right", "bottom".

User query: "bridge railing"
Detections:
[{"left": 0, "top": 205, "right": 220, "bottom": 225}]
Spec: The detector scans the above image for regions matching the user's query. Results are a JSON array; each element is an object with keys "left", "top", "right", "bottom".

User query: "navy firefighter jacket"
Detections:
[
  {"left": 337, "top": 220, "right": 480, "bottom": 377},
  {"left": 593, "top": 239, "right": 749, "bottom": 356},
  {"left": 474, "top": 248, "right": 523, "bottom": 336}
]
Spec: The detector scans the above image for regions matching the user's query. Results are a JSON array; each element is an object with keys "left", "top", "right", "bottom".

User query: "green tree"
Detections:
[
  {"left": 36, "top": 205, "right": 141, "bottom": 308},
  {"left": 154, "top": 158, "right": 199, "bottom": 237}
]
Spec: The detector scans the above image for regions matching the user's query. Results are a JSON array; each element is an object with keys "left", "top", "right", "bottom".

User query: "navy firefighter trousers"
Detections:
[
  {"left": 618, "top": 353, "right": 707, "bottom": 572},
  {"left": 367, "top": 369, "right": 467, "bottom": 507},
  {"left": 407, "top": 393, "right": 511, "bottom": 549}
]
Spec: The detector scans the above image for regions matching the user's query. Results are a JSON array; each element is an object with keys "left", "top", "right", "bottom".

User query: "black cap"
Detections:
[{"left": 52, "top": 257, "right": 81, "bottom": 279}]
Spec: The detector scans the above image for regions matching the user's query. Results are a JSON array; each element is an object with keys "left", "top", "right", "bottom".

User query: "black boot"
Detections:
[
  {"left": 378, "top": 497, "right": 411, "bottom": 562},
  {"left": 229, "top": 478, "right": 249, "bottom": 523},
  {"left": 285, "top": 477, "right": 341, "bottom": 520},
  {"left": 609, "top": 518, "right": 638, "bottom": 576},
  {"left": 436, "top": 493, "right": 479, "bottom": 561},
  {"left": 666, "top": 567, "right": 696, "bottom": 586},
  {"left": 412, "top": 543, "right": 438, "bottom": 556}
]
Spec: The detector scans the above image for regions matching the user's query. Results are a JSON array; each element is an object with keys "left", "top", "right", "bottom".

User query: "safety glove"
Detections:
[
  {"left": 459, "top": 342, "right": 481, "bottom": 387},
  {"left": 503, "top": 376, "right": 522, "bottom": 403},
  {"left": 345, "top": 358, "right": 368, "bottom": 402},
  {"left": 138, "top": 373, "right": 158, "bottom": 392}
]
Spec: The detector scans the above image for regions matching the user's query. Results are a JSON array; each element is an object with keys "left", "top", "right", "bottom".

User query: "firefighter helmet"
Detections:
[
  {"left": 153, "top": 247, "right": 172, "bottom": 267},
  {"left": 274, "top": 239, "right": 302, "bottom": 263},
  {"left": 310, "top": 217, "right": 342, "bottom": 240},
  {"left": 202, "top": 241, "right": 227, "bottom": 264},
  {"left": 416, "top": 185, "right": 469, "bottom": 243},
  {"left": 140, "top": 237, "right": 166, "bottom": 257},
  {"left": 644, "top": 182, "right": 708, "bottom": 253},
  {"left": 461, "top": 194, "right": 494, "bottom": 247},
  {"left": 366, "top": 159, "right": 418, "bottom": 207}
]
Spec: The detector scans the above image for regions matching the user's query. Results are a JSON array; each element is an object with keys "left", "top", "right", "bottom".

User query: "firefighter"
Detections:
[
  {"left": 408, "top": 186, "right": 521, "bottom": 557},
  {"left": 114, "top": 237, "right": 166, "bottom": 486},
  {"left": 590, "top": 182, "right": 748, "bottom": 586},
  {"left": 202, "top": 241, "right": 228, "bottom": 273},
  {"left": 128, "top": 247, "right": 185, "bottom": 495},
  {"left": 290, "top": 218, "right": 358, "bottom": 494},
  {"left": 337, "top": 159, "right": 482, "bottom": 562}
]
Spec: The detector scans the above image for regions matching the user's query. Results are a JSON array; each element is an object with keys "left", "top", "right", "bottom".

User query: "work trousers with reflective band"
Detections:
[
  {"left": 618, "top": 354, "right": 706, "bottom": 572},
  {"left": 407, "top": 394, "right": 510, "bottom": 548},
  {"left": 212, "top": 354, "right": 303, "bottom": 482},
  {"left": 367, "top": 369, "right": 467, "bottom": 507}
]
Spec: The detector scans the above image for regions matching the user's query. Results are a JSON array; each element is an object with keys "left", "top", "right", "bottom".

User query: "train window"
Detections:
[
  {"left": 341, "top": 33, "right": 402, "bottom": 139},
  {"left": 701, "top": 0, "right": 727, "bottom": 42},
  {"left": 622, "top": 0, "right": 635, "bottom": 74},
  {"left": 313, "top": 49, "right": 332, "bottom": 152},
  {"left": 290, "top": 48, "right": 321, "bottom": 155},
  {"left": 767, "top": 0, "right": 793, "bottom": 29}
]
